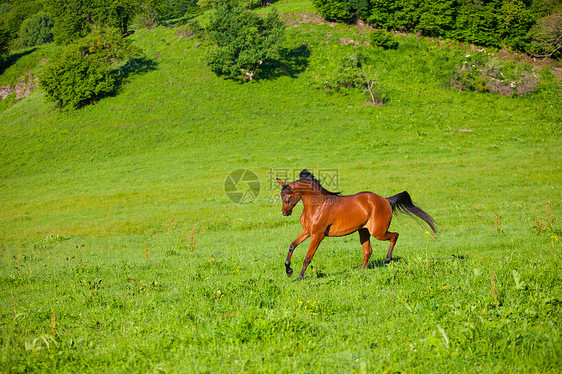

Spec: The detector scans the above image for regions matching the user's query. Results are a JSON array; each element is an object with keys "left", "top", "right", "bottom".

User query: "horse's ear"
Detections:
[{"left": 276, "top": 178, "right": 285, "bottom": 186}]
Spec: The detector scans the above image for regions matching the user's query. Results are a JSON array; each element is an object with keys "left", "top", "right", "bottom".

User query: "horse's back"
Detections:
[
  {"left": 349, "top": 191, "right": 391, "bottom": 210},
  {"left": 346, "top": 191, "right": 393, "bottom": 235}
]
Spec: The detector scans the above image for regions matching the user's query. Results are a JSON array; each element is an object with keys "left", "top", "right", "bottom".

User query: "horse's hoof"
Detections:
[
  {"left": 385, "top": 257, "right": 392, "bottom": 263},
  {"left": 297, "top": 275, "right": 303, "bottom": 281},
  {"left": 286, "top": 268, "right": 293, "bottom": 277}
]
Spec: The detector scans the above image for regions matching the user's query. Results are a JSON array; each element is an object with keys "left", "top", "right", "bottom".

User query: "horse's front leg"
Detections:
[
  {"left": 297, "top": 233, "right": 324, "bottom": 281},
  {"left": 286, "top": 229, "right": 309, "bottom": 277}
]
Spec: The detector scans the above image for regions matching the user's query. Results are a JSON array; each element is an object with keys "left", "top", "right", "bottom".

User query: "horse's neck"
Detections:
[
  {"left": 300, "top": 188, "right": 328, "bottom": 206},
  {"left": 295, "top": 183, "right": 320, "bottom": 198}
]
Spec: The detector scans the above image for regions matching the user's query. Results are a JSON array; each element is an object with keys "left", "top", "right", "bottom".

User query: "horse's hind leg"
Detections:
[
  {"left": 359, "top": 228, "right": 372, "bottom": 269},
  {"left": 373, "top": 231, "right": 399, "bottom": 263}
]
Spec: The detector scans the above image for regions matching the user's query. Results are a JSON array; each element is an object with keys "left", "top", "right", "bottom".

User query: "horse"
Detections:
[{"left": 276, "top": 169, "right": 436, "bottom": 280}]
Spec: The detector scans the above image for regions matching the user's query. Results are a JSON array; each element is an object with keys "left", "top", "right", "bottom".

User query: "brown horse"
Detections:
[{"left": 276, "top": 170, "right": 436, "bottom": 280}]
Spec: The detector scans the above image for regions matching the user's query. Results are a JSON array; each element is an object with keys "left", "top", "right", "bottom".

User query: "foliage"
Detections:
[
  {"left": 369, "top": 29, "right": 398, "bottom": 49},
  {"left": 176, "top": 19, "right": 205, "bottom": 39},
  {"left": 49, "top": 0, "right": 142, "bottom": 45},
  {"left": 311, "top": 50, "right": 389, "bottom": 105},
  {"left": 206, "top": 0, "right": 286, "bottom": 80},
  {"left": 312, "top": 0, "right": 353, "bottom": 21},
  {"left": 314, "top": 0, "right": 557, "bottom": 55},
  {"left": 39, "top": 27, "right": 143, "bottom": 109},
  {"left": 497, "top": 0, "right": 535, "bottom": 50},
  {"left": 0, "top": 3, "right": 12, "bottom": 16},
  {"left": 135, "top": 0, "right": 201, "bottom": 29},
  {"left": 160, "top": 0, "right": 200, "bottom": 19},
  {"left": 0, "top": 0, "right": 43, "bottom": 44},
  {"left": 18, "top": 11, "right": 54, "bottom": 47},
  {"left": 134, "top": 0, "right": 168, "bottom": 29},
  {"left": 528, "top": 11, "right": 562, "bottom": 57},
  {"left": 0, "top": 26, "right": 8, "bottom": 66},
  {"left": 450, "top": 50, "right": 541, "bottom": 96}
]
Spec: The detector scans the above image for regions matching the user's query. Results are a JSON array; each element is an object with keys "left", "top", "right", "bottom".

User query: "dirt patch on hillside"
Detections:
[
  {"left": 0, "top": 73, "right": 38, "bottom": 100},
  {"left": 281, "top": 12, "right": 328, "bottom": 27}
]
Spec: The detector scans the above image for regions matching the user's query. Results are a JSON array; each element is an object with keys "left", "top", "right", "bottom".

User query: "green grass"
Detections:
[{"left": 1, "top": 1, "right": 561, "bottom": 372}]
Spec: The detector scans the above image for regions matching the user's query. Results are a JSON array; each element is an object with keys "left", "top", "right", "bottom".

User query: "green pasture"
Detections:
[{"left": 1, "top": 2, "right": 561, "bottom": 372}]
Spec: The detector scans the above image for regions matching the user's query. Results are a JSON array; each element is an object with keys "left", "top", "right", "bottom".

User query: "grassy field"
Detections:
[{"left": 1, "top": 1, "right": 561, "bottom": 372}]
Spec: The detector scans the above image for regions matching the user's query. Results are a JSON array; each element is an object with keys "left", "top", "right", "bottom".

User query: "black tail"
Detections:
[{"left": 387, "top": 191, "right": 437, "bottom": 233}]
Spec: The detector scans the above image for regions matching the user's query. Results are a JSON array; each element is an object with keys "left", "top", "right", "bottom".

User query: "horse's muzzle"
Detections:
[{"left": 282, "top": 211, "right": 292, "bottom": 216}]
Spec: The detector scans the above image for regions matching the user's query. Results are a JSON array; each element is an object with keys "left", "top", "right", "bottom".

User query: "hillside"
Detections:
[{"left": 0, "top": 1, "right": 561, "bottom": 372}]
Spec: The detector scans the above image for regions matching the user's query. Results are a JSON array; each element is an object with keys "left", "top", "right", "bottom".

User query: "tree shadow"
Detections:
[
  {"left": 115, "top": 57, "right": 158, "bottom": 82},
  {"left": 255, "top": 43, "right": 311, "bottom": 80},
  {"left": 103, "top": 57, "right": 158, "bottom": 100},
  {"left": 159, "top": 13, "right": 201, "bottom": 27},
  {"left": 0, "top": 47, "right": 37, "bottom": 75},
  {"left": 248, "top": 0, "right": 281, "bottom": 8}
]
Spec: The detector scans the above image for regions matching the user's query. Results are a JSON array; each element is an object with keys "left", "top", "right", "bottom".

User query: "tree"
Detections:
[
  {"left": 206, "top": 0, "right": 286, "bottom": 80},
  {"left": 0, "top": 0, "right": 43, "bottom": 44},
  {"left": 40, "top": 27, "right": 143, "bottom": 109},
  {"left": 0, "top": 26, "right": 9, "bottom": 67},
  {"left": 19, "top": 11, "right": 54, "bottom": 47},
  {"left": 312, "top": 0, "right": 353, "bottom": 22},
  {"left": 50, "top": 0, "right": 142, "bottom": 44}
]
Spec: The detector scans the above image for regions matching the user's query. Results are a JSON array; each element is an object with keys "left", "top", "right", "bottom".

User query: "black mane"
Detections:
[{"left": 298, "top": 169, "right": 341, "bottom": 195}]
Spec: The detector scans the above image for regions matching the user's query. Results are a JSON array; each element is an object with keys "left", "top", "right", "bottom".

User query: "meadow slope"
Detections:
[{"left": 0, "top": 3, "right": 561, "bottom": 372}]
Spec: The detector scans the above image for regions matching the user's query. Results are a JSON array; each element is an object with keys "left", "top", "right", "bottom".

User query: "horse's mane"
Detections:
[{"left": 298, "top": 169, "right": 341, "bottom": 196}]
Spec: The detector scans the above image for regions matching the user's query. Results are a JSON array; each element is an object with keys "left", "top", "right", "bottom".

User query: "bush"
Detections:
[
  {"left": 312, "top": 0, "right": 353, "bottom": 22},
  {"left": 40, "top": 27, "right": 142, "bottom": 109},
  {"left": 18, "top": 12, "right": 54, "bottom": 47},
  {"left": 450, "top": 51, "right": 540, "bottom": 96},
  {"left": 370, "top": 30, "right": 398, "bottom": 49},
  {"left": 206, "top": 0, "right": 285, "bottom": 80}
]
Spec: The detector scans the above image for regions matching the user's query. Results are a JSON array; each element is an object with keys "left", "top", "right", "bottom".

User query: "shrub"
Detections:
[
  {"left": 450, "top": 51, "right": 540, "bottom": 96},
  {"left": 370, "top": 30, "right": 398, "bottom": 49},
  {"left": 40, "top": 27, "right": 142, "bottom": 109},
  {"left": 312, "top": 0, "right": 353, "bottom": 22},
  {"left": 312, "top": 0, "right": 371, "bottom": 22},
  {"left": 18, "top": 12, "right": 54, "bottom": 47}
]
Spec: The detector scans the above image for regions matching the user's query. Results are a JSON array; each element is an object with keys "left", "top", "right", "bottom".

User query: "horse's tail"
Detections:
[{"left": 387, "top": 191, "right": 437, "bottom": 233}]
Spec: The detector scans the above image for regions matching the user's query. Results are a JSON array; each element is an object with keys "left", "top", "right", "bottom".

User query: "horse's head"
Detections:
[{"left": 276, "top": 178, "right": 302, "bottom": 216}]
